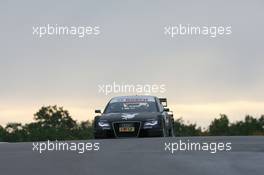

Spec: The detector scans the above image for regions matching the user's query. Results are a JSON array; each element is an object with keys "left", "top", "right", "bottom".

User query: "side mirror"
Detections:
[
  {"left": 159, "top": 98, "right": 167, "bottom": 107},
  {"left": 164, "top": 108, "right": 170, "bottom": 112},
  {"left": 95, "top": 109, "right": 101, "bottom": 114}
]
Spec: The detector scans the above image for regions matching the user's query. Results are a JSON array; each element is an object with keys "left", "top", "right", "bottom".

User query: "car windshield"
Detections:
[{"left": 104, "top": 98, "right": 158, "bottom": 113}]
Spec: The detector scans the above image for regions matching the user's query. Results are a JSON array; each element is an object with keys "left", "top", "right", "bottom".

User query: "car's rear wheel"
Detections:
[
  {"left": 159, "top": 120, "right": 166, "bottom": 137},
  {"left": 168, "top": 127, "right": 174, "bottom": 137},
  {"left": 168, "top": 124, "right": 174, "bottom": 137}
]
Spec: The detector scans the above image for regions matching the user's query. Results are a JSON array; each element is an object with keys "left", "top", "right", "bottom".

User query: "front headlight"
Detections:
[
  {"left": 98, "top": 120, "right": 110, "bottom": 128},
  {"left": 144, "top": 120, "right": 158, "bottom": 128}
]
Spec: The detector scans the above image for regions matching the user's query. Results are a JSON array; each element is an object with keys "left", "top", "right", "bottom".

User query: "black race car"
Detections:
[{"left": 93, "top": 96, "right": 174, "bottom": 138}]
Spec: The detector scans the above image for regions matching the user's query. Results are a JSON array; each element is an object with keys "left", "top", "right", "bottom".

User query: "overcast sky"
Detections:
[{"left": 0, "top": 0, "right": 263, "bottom": 127}]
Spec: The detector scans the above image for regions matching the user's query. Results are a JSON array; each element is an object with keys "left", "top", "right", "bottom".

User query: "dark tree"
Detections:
[
  {"left": 0, "top": 125, "right": 6, "bottom": 141},
  {"left": 174, "top": 118, "right": 202, "bottom": 136},
  {"left": 73, "top": 120, "right": 93, "bottom": 140},
  {"left": 4, "top": 123, "right": 27, "bottom": 142},
  {"left": 209, "top": 114, "right": 229, "bottom": 136},
  {"left": 30, "top": 105, "right": 78, "bottom": 141},
  {"left": 229, "top": 115, "right": 264, "bottom": 135}
]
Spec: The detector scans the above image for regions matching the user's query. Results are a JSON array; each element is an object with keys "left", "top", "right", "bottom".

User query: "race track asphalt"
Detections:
[{"left": 0, "top": 136, "right": 263, "bottom": 175}]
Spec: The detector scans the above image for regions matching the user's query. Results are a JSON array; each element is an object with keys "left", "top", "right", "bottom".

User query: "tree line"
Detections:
[
  {"left": 174, "top": 114, "right": 264, "bottom": 137},
  {"left": 0, "top": 105, "right": 263, "bottom": 142}
]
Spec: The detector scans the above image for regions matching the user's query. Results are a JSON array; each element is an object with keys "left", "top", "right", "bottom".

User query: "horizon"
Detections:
[{"left": 1, "top": 98, "right": 263, "bottom": 128}]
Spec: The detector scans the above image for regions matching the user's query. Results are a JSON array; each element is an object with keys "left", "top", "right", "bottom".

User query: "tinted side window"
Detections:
[{"left": 155, "top": 98, "right": 164, "bottom": 112}]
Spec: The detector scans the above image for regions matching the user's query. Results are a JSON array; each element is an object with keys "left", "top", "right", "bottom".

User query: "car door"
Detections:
[{"left": 156, "top": 98, "right": 170, "bottom": 128}]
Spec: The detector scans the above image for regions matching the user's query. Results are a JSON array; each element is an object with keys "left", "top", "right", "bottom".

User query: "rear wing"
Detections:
[{"left": 159, "top": 98, "right": 167, "bottom": 107}]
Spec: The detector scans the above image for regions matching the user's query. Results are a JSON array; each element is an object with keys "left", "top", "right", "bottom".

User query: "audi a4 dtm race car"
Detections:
[{"left": 93, "top": 96, "right": 174, "bottom": 138}]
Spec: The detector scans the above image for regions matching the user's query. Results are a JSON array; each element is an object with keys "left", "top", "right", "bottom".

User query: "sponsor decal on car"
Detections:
[
  {"left": 121, "top": 113, "right": 138, "bottom": 120},
  {"left": 110, "top": 96, "right": 155, "bottom": 103}
]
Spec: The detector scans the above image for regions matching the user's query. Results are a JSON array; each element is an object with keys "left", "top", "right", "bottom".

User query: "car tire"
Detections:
[
  {"left": 168, "top": 127, "right": 175, "bottom": 137},
  {"left": 160, "top": 120, "right": 166, "bottom": 137}
]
